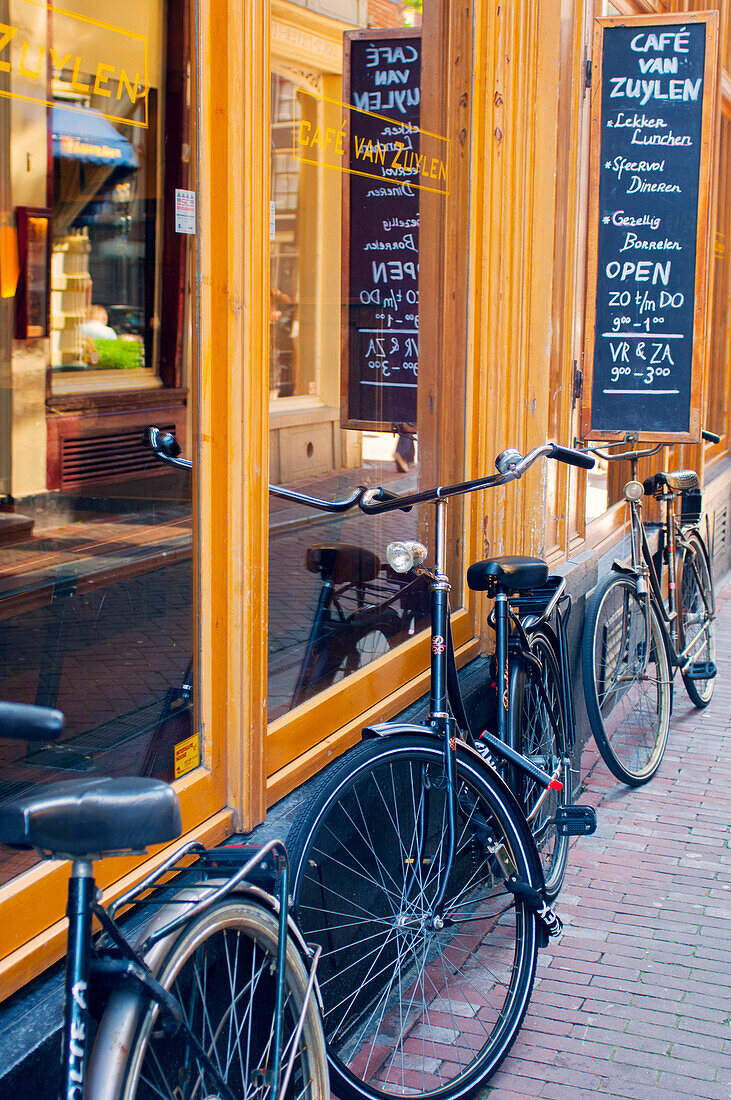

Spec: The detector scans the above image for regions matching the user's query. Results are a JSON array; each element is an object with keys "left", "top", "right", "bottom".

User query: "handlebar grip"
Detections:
[
  {"left": 549, "top": 444, "right": 595, "bottom": 470},
  {"left": 702, "top": 429, "right": 721, "bottom": 444},
  {"left": 146, "top": 426, "right": 182, "bottom": 459},
  {"left": 0, "top": 702, "right": 65, "bottom": 742}
]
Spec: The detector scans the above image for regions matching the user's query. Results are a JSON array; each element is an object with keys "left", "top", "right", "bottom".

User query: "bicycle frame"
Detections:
[
  {"left": 62, "top": 839, "right": 315, "bottom": 1100},
  {"left": 613, "top": 450, "right": 714, "bottom": 672}
]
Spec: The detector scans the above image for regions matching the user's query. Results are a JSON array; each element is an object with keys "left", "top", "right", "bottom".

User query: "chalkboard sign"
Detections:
[
  {"left": 341, "top": 29, "right": 422, "bottom": 431},
  {"left": 581, "top": 13, "right": 718, "bottom": 442}
]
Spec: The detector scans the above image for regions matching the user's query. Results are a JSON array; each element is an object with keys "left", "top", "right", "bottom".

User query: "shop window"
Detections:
[
  {"left": 706, "top": 112, "right": 731, "bottom": 449},
  {"left": 267, "top": 0, "right": 470, "bottom": 760},
  {"left": 0, "top": 0, "right": 196, "bottom": 888}
]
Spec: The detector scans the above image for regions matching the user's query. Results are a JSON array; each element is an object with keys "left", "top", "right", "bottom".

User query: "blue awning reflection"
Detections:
[{"left": 52, "top": 106, "right": 137, "bottom": 170}]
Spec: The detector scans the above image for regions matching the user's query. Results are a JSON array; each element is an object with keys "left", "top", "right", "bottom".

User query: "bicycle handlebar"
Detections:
[
  {"left": 268, "top": 483, "right": 366, "bottom": 513},
  {"left": 146, "top": 426, "right": 193, "bottom": 471},
  {"left": 579, "top": 428, "right": 719, "bottom": 462},
  {"left": 145, "top": 427, "right": 593, "bottom": 515},
  {"left": 357, "top": 442, "right": 595, "bottom": 514},
  {"left": 549, "top": 443, "right": 594, "bottom": 470},
  {"left": 0, "top": 701, "right": 65, "bottom": 742}
]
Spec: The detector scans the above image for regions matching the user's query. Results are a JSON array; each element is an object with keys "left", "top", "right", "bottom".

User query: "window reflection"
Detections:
[
  {"left": 0, "top": 0, "right": 195, "bottom": 886},
  {"left": 268, "top": 0, "right": 456, "bottom": 729}
]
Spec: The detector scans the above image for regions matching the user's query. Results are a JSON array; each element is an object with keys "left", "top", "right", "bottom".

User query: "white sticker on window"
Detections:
[{"left": 175, "top": 189, "right": 196, "bottom": 234}]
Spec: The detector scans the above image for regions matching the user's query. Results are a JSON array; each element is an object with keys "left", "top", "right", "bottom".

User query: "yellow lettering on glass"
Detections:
[
  {"left": 50, "top": 49, "right": 71, "bottom": 73},
  {"left": 93, "top": 63, "right": 115, "bottom": 97},
  {"left": 293, "top": 89, "right": 450, "bottom": 196},
  {"left": 70, "top": 55, "right": 90, "bottom": 93},
  {"left": 19, "top": 42, "right": 44, "bottom": 79},
  {"left": 0, "top": 23, "right": 17, "bottom": 72},
  {"left": 0, "top": 3, "right": 149, "bottom": 129}
]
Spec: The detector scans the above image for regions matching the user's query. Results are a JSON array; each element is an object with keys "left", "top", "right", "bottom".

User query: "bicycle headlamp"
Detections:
[
  {"left": 624, "top": 480, "right": 644, "bottom": 502},
  {"left": 386, "top": 540, "right": 428, "bottom": 574}
]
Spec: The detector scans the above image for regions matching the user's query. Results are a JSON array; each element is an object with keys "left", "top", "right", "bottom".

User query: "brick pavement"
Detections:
[{"left": 481, "top": 574, "right": 731, "bottom": 1099}]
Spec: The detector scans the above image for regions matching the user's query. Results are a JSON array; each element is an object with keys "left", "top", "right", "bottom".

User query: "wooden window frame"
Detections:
[{"left": 0, "top": 0, "right": 242, "bottom": 1003}]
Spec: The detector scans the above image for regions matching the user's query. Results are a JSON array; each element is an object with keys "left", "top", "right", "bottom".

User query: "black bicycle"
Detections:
[
  {"left": 0, "top": 701, "right": 329, "bottom": 1100},
  {"left": 278, "top": 442, "right": 597, "bottom": 1100},
  {"left": 579, "top": 431, "right": 718, "bottom": 786}
]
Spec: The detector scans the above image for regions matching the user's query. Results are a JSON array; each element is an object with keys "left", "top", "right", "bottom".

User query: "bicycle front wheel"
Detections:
[
  {"left": 508, "top": 631, "right": 569, "bottom": 900},
  {"left": 86, "top": 898, "right": 329, "bottom": 1099},
  {"left": 679, "top": 532, "right": 716, "bottom": 708},
  {"left": 582, "top": 573, "right": 672, "bottom": 786},
  {"left": 288, "top": 735, "right": 540, "bottom": 1100}
]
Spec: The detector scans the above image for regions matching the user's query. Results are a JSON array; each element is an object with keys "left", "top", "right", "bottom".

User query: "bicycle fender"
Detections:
[
  {"left": 361, "top": 721, "right": 547, "bottom": 900},
  {"left": 610, "top": 560, "right": 638, "bottom": 577},
  {"left": 363, "top": 721, "right": 434, "bottom": 738},
  {"left": 683, "top": 525, "right": 715, "bottom": 617}
]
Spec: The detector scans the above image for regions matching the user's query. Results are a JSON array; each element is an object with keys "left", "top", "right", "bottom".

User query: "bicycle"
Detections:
[
  {"left": 0, "top": 700, "right": 329, "bottom": 1100},
  {"left": 579, "top": 430, "right": 719, "bottom": 786},
  {"left": 277, "top": 442, "right": 597, "bottom": 1100}
]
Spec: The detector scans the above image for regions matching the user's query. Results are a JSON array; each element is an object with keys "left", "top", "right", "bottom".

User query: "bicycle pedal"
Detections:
[
  {"left": 685, "top": 660, "right": 717, "bottom": 680},
  {"left": 554, "top": 805, "right": 597, "bottom": 837}
]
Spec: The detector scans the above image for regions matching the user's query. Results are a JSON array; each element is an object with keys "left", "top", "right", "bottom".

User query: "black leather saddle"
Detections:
[
  {"left": 305, "top": 543, "right": 381, "bottom": 585},
  {"left": 467, "top": 555, "right": 549, "bottom": 594},
  {"left": 0, "top": 776, "right": 182, "bottom": 861}
]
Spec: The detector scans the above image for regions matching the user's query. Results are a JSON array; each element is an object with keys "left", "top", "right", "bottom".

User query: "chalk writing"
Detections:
[{"left": 344, "top": 32, "right": 424, "bottom": 427}]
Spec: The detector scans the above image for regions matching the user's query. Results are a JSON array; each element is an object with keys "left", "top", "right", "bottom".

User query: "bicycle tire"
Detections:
[
  {"left": 508, "top": 631, "right": 569, "bottom": 900},
  {"left": 292, "top": 610, "right": 403, "bottom": 707},
  {"left": 86, "top": 898, "right": 329, "bottom": 1099},
  {"left": 679, "top": 532, "right": 716, "bottom": 708},
  {"left": 287, "top": 735, "right": 540, "bottom": 1100},
  {"left": 582, "top": 572, "right": 672, "bottom": 786}
]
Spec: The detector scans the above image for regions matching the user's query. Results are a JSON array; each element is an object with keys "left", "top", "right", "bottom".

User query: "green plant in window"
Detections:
[{"left": 92, "top": 338, "right": 144, "bottom": 370}]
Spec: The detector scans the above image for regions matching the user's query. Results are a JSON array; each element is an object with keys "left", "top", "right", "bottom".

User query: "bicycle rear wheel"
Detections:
[
  {"left": 287, "top": 735, "right": 540, "bottom": 1100},
  {"left": 508, "top": 631, "right": 569, "bottom": 900},
  {"left": 582, "top": 573, "right": 672, "bottom": 786},
  {"left": 87, "top": 898, "right": 328, "bottom": 1099},
  {"left": 679, "top": 533, "right": 716, "bottom": 708},
  {"left": 292, "top": 611, "right": 403, "bottom": 706}
]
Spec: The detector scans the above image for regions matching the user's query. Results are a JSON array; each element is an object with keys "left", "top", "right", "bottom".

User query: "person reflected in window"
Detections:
[{"left": 81, "top": 304, "right": 117, "bottom": 342}]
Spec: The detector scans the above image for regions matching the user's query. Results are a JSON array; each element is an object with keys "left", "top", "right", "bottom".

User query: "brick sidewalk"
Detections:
[{"left": 482, "top": 576, "right": 731, "bottom": 1099}]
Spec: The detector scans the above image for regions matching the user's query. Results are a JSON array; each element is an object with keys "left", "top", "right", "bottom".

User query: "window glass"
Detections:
[
  {"left": 0, "top": 0, "right": 195, "bottom": 886},
  {"left": 268, "top": 0, "right": 464, "bottom": 729},
  {"left": 706, "top": 112, "right": 730, "bottom": 444}
]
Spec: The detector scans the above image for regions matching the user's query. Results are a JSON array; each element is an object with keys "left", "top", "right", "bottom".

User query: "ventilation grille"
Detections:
[
  {"left": 59, "top": 424, "right": 176, "bottom": 489},
  {"left": 713, "top": 504, "right": 728, "bottom": 561}
]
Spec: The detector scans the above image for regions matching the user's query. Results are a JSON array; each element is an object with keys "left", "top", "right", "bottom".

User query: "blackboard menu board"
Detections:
[
  {"left": 342, "top": 29, "right": 421, "bottom": 430},
  {"left": 582, "top": 14, "right": 717, "bottom": 442}
]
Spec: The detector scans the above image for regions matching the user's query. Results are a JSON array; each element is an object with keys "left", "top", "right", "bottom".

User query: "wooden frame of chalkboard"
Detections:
[
  {"left": 341, "top": 28, "right": 423, "bottom": 432},
  {"left": 581, "top": 12, "right": 718, "bottom": 443}
]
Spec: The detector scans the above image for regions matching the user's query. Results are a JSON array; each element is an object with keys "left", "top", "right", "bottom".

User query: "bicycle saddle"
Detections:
[
  {"left": 0, "top": 776, "right": 182, "bottom": 860},
  {"left": 644, "top": 469, "right": 699, "bottom": 495},
  {"left": 305, "top": 543, "right": 381, "bottom": 584},
  {"left": 467, "top": 556, "right": 549, "bottom": 593}
]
